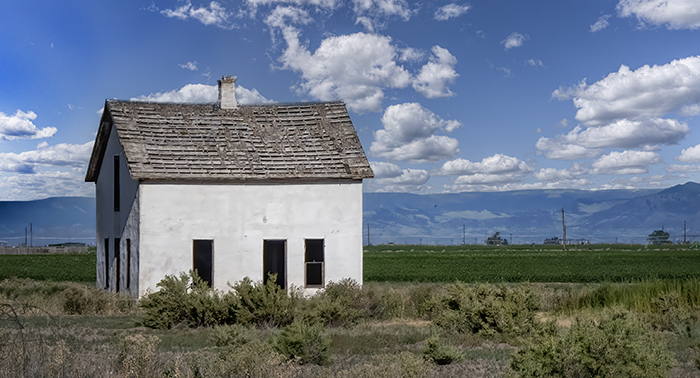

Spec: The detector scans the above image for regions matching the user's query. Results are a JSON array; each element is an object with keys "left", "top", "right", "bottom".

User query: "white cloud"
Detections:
[
  {"left": 617, "top": 0, "right": 700, "bottom": 30},
  {"left": 601, "top": 174, "right": 682, "bottom": 189},
  {"left": 543, "top": 118, "right": 689, "bottom": 149},
  {"left": 666, "top": 164, "right": 700, "bottom": 173},
  {"left": 131, "top": 83, "right": 272, "bottom": 104},
  {"left": 0, "top": 142, "right": 94, "bottom": 174},
  {"left": 501, "top": 32, "right": 528, "bottom": 50},
  {"left": 677, "top": 143, "right": 700, "bottom": 162},
  {"left": 412, "top": 46, "right": 459, "bottom": 98},
  {"left": 535, "top": 138, "right": 604, "bottom": 160},
  {"left": 590, "top": 14, "right": 611, "bottom": 32},
  {"left": 434, "top": 3, "right": 471, "bottom": 21},
  {"left": 351, "top": 0, "right": 413, "bottom": 21},
  {"left": 556, "top": 118, "right": 569, "bottom": 128},
  {"left": 0, "top": 110, "right": 58, "bottom": 141},
  {"left": 370, "top": 102, "right": 460, "bottom": 163},
  {"left": 0, "top": 170, "right": 94, "bottom": 201},
  {"left": 161, "top": 1, "right": 236, "bottom": 29},
  {"left": 369, "top": 161, "right": 403, "bottom": 178},
  {"left": 553, "top": 56, "right": 700, "bottom": 127},
  {"left": 436, "top": 154, "right": 533, "bottom": 176},
  {"left": 366, "top": 168, "right": 430, "bottom": 192},
  {"left": 533, "top": 164, "right": 588, "bottom": 182},
  {"left": 590, "top": 150, "right": 661, "bottom": 174},
  {"left": 179, "top": 61, "right": 198, "bottom": 71},
  {"left": 526, "top": 59, "right": 544, "bottom": 67},
  {"left": 452, "top": 172, "right": 527, "bottom": 185}
]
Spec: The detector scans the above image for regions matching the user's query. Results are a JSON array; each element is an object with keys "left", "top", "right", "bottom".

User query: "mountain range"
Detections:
[{"left": 2, "top": 182, "right": 699, "bottom": 246}]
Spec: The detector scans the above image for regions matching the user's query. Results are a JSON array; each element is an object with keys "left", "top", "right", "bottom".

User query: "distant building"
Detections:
[
  {"left": 486, "top": 232, "right": 508, "bottom": 246},
  {"left": 543, "top": 236, "right": 590, "bottom": 245},
  {"left": 647, "top": 229, "right": 672, "bottom": 245},
  {"left": 543, "top": 236, "right": 560, "bottom": 245},
  {"left": 0, "top": 241, "right": 6, "bottom": 248}
]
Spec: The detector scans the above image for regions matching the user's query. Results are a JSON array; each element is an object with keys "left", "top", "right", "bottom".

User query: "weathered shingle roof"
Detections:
[{"left": 85, "top": 100, "right": 373, "bottom": 182}]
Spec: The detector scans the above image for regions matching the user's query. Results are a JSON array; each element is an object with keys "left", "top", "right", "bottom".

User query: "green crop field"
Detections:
[
  {"left": 0, "top": 252, "right": 96, "bottom": 283},
  {"left": 364, "top": 244, "right": 700, "bottom": 283}
]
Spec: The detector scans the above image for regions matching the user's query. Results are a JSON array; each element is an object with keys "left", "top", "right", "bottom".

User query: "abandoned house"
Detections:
[{"left": 85, "top": 76, "right": 374, "bottom": 298}]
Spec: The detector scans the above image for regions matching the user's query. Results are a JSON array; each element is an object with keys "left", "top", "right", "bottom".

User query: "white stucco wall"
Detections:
[
  {"left": 137, "top": 181, "right": 363, "bottom": 297},
  {"left": 94, "top": 123, "right": 139, "bottom": 291}
]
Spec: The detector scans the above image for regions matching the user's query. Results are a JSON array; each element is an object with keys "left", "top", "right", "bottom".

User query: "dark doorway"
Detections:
[
  {"left": 115, "top": 238, "right": 120, "bottom": 292},
  {"left": 193, "top": 240, "right": 213, "bottom": 287},
  {"left": 263, "top": 240, "right": 286, "bottom": 288},
  {"left": 104, "top": 238, "right": 109, "bottom": 289}
]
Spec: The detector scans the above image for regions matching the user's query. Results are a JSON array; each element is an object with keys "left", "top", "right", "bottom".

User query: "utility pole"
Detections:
[
  {"left": 684, "top": 221, "right": 687, "bottom": 244},
  {"left": 562, "top": 207, "right": 567, "bottom": 250},
  {"left": 462, "top": 224, "right": 466, "bottom": 245},
  {"left": 367, "top": 223, "right": 371, "bottom": 246},
  {"left": 30, "top": 223, "right": 32, "bottom": 247}
]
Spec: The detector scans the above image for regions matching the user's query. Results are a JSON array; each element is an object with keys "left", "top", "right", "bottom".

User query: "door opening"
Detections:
[
  {"left": 263, "top": 240, "right": 286, "bottom": 288},
  {"left": 193, "top": 240, "right": 213, "bottom": 287}
]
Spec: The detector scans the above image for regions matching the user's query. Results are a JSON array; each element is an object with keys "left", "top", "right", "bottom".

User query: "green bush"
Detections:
[
  {"left": 434, "top": 283, "right": 540, "bottom": 338},
  {"left": 211, "top": 324, "right": 257, "bottom": 347},
  {"left": 305, "top": 279, "right": 366, "bottom": 326},
  {"left": 423, "top": 335, "right": 464, "bottom": 365},
  {"left": 510, "top": 308, "right": 675, "bottom": 378},
  {"left": 275, "top": 320, "right": 332, "bottom": 365},
  {"left": 63, "top": 284, "right": 136, "bottom": 315},
  {"left": 140, "top": 271, "right": 236, "bottom": 329},
  {"left": 232, "top": 274, "right": 299, "bottom": 327}
]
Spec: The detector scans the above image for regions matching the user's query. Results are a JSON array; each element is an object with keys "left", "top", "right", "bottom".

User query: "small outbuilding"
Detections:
[{"left": 85, "top": 76, "right": 374, "bottom": 297}]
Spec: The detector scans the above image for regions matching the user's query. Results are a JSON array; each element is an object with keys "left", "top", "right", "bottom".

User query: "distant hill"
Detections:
[
  {"left": 0, "top": 197, "right": 95, "bottom": 246},
  {"left": 2, "top": 182, "right": 699, "bottom": 246},
  {"left": 364, "top": 183, "right": 700, "bottom": 245}
]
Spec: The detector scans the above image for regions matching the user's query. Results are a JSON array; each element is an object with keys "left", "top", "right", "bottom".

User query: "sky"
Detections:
[{"left": 1, "top": 0, "right": 700, "bottom": 200}]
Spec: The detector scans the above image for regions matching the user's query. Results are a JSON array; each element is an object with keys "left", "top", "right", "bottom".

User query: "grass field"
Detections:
[
  {"left": 364, "top": 244, "right": 700, "bottom": 283},
  {"left": 0, "top": 252, "right": 95, "bottom": 282}
]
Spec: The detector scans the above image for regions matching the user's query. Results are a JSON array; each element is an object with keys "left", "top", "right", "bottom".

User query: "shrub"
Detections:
[
  {"left": 211, "top": 324, "right": 257, "bottom": 347},
  {"left": 140, "top": 271, "right": 235, "bottom": 329},
  {"left": 232, "top": 274, "right": 299, "bottom": 327},
  {"left": 434, "top": 283, "right": 539, "bottom": 338},
  {"left": 305, "top": 279, "right": 366, "bottom": 326},
  {"left": 63, "top": 284, "right": 136, "bottom": 315},
  {"left": 510, "top": 308, "right": 675, "bottom": 378},
  {"left": 423, "top": 335, "right": 464, "bottom": 365},
  {"left": 275, "top": 320, "right": 332, "bottom": 365}
]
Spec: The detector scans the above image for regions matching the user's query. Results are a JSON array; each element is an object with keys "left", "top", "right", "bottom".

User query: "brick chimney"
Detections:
[{"left": 217, "top": 76, "right": 237, "bottom": 109}]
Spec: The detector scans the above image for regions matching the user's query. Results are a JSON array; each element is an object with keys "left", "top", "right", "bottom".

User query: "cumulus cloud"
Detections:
[
  {"left": 533, "top": 163, "right": 588, "bottom": 182},
  {"left": 501, "top": 32, "right": 528, "bottom": 50},
  {"left": 601, "top": 174, "right": 682, "bottom": 189},
  {"left": 666, "top": 164, "right": 700, "bottom": 173},
  {"left": 412, "top": 46, "right": 459, "bottom": 98},
  {"left": 370, "top": 103, "right": 460, "bottom": 163},
  {"left": 0, "top": 110, "right": 58, "bottom": 141},
  {"left": 526, "top": 59, "right": 544, "bottom": 67},
  {"left": 434, "top": 3, "right": 471, "bottom": 21},
  {"left": 541, "top": 118, "right": 689, "bottom": 150},
  {"left": 553, "top": 56, "right": 700, "bottom": 127},
  {"left": 590, "top": 14, "right": 611, "bottom": 32},
  {"left": 535, "top": 138, "right": 604, "bottom": 160},
  {"left": 161, "top": 1, "right": 237, "bottom": 29},
  {"left": 617, "top": 0, "right": 700, "bottom": 30},
  {"left": 369, "top": 161, "right": 403, "bottom": 178},
  {"left": 443, "top": 178, "right": 594, "bottom": 193},
  {"left": 270, "top": 22, "right": 459, "bottom": 112},
  {"left": 0, "top": 142, "right": 94, "bottom": 174},
  {"left": 365, "top": 167, "right": 430, "bottom": 192},
  {"left": 676, "top": 143, "right": 700, "bottom": 162},
  {"left": 590, "top": 150, "right": 661, "bottom": 175},
  {"left": 131, "top": 83, "right": 272, "bottom": 104},
  {"left": 436, "top": 154, "right": 533, "bottom": 176},
  {"left": 351, "top": 0, "right": 413, "bottom": 21},
  {"left": 0, "top": 170, "right": 94, "bottom": 200}
]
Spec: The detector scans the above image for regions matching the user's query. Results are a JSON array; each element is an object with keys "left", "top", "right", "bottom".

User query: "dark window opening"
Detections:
[
  {"left": 104, "top": 238, "right": 109, "bottom": 289},
  {"left": 126, "top": 239, "right": 131, "bottom": 289},
  {"left": 193, "top": 240, "right": 213, "bottom": 288},
  {"left": 305, "top": 239, "right": 324, "bottom": 287},
  {"left": 114, "top": 238, "right": 120, "bottom": 292},
  {"left": 263, "top": 240, "right": 286, "bottom": 289},
  {"left": 113, "top": 155, "right": 120, "bottom": 211}
]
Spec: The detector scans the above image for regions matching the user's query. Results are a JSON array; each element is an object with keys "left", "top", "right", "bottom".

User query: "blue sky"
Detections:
[{"left": 1, "top": 0, "right": 700, "bottom": 200}]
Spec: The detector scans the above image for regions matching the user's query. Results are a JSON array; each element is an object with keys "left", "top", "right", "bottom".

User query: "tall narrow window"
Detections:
[
  {"left": 305, "top": 239, "right": 324, "bottom": 288},
  {"left": 263, "top": 240, "right": 286, "bottom": 288},
  {"left": 104, "top": 238, "right": 109, "bottom": 289},
  {"left": 193, "top": 240, "right": 213, "bottom": 288},
  {"left": 125, "top": 239, "right": 131, "bottom": 289},
  {"left": 113, "top": 155, "right": 120, "bottom": 211},
  {"left": 114, "top": 238, "right": 120, "bottom": 292}
]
